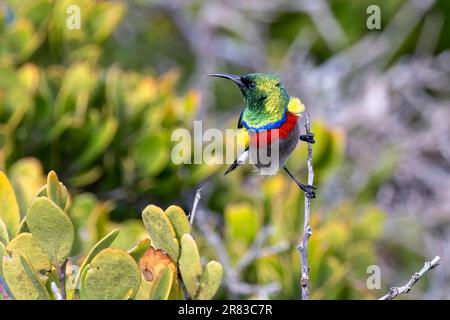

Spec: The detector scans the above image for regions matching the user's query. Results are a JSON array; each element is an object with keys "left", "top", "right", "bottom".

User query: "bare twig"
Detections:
[
  {"left": 56, "top": 259, "right": 68, "bottom": 300},
  {"left": 378, "top": 255, "right": 441, "bottom": 300},
  {"left": 235, "top": 226, "right": 289, "bottom": 274},
  {"left": 189, "top": 188, "right": 202, "bottom": 225},
  {"left": 297, "top": 112, "right": 314, "bottom": 300}
]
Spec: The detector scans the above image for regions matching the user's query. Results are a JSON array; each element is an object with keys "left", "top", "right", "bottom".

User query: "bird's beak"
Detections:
[{"left": 207, "top": 73, "right": 245, "bottom": 90}]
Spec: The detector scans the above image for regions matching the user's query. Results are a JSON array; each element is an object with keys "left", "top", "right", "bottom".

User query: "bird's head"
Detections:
[{"left": 207, "top": 73, "right": 289, "bottom": 115}]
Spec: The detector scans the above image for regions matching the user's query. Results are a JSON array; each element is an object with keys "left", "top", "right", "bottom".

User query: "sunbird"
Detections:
[{"left": 208, "top": 73, "right": 316, "bottom": 198}]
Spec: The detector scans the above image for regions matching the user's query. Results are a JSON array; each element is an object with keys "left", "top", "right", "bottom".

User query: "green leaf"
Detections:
[
  {"left": 26, "top": 197, "right": 74, "bottom": 266},
  {"left": 77, "top": 117, "right": 118, "bottom": 168},
  {"left": 1, "top": 255, "right": 50, "bottom": 300},
  {"left": 80, "top": 248, "right": 141, "bottom": 300},
  {"left": 128, "top": 238, "right": 151, "bottom": 262},
  {"left": 0, "top": 172, "right": 21, "bottom": 239},
  {"left": 74, "top": 228, "right": 120, "bottom": 289},
  {"left": 6, "top": 233, "right": 51, "bottom": 273},
  {"left": 134, "top": 275, "right": 152, "bottom": 300},
  {"left": 178, "top": 234, "right": 201, "bottom": 297},
  {"left": 0, "top": 219, "right": 9, "bottom": 245},
  {"left": 148, "top": 266, "right": 173, "bottom": 300},
  {"left": 165, "top": 205, "right": 190, "bottom": 241},
  {"left": 46, "top": 171, "right": 64, "bottom": 210},
  {"left": 196, "top": 261, "right": 223, "bottom": 300},
  {"left": 142, "top": 205, "right": 179, "bottom": 262}
]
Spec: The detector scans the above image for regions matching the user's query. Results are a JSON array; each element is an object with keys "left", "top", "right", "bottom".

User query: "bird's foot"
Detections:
[
  {"left": 300, "top": 133, "right": 315, "bottom": 144},
  {"left": 301, "top": 184, "right": 317, "bottom": 198}
]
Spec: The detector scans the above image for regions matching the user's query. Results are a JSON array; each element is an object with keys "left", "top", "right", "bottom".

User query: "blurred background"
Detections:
[{"left": 1, "top": 0, "right": 450, "bottom": 299}]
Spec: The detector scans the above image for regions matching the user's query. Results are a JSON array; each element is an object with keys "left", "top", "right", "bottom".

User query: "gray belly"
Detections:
[{"left": 250, "top": 119, "right": 300, "bottom": 174}]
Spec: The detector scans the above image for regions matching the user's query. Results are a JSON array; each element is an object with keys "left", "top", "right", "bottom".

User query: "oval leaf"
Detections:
[
  {"left": 178, "top": 234, "right": 201, "bottom": 298},
  {"left": 149, "top": 266, "right": 173, "bottom": 300},
  {"left": 80, "top": 248, "right": 141, "bottom": 300},
  {"left": 74, "top": 228, "right": 120, "bottom": 289},
  {"left": 142, "top": 205, "right": 179, "bottom": 261},
  {"left": 196, "top": 261, "right": 223, "bottom": 300},
  {"left": 26, "top": 197, "right": 74, "bottom": 266},
  {"left": 0, "top": 172, "right": 21, "bottom": 239},
  {"left": 165, "top": 205, "right": 190, "bottom": 240},
  {"left": 1, "top": 255, "right": 50, "bottom": 300},
  {"left": 6, "top": 233, "right": 51, "bottom": 273}
]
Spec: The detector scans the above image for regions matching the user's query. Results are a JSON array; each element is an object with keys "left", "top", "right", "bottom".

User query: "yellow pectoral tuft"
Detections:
[
  {"left": 287, "top": 97, "right": 305, "bottom": 114},
  {"left": 236, "top": 128, "right": 249, "bottom": 150}
]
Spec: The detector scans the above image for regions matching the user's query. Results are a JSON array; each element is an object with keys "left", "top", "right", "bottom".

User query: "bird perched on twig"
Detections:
[{"left": 208, "top": 73, "right": 316, "bottom": 198}]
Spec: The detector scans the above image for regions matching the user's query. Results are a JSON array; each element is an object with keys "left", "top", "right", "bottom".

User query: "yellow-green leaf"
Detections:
[
  {"left": 196, "top": 261, "right": 223, "bottom": 300},
  {"left": 74, "top": 228, "right": 120, "bottom": 289},
  {"left": 1, "top": 255, "right": 50, "bottom": 300},
  {"left": 0, "top": 172, "right": 21, "bottom": 239},
  {"left": 6, "top": 233, "right": 51, "bottom": 274},
  {"left": 142, "top": 205, "right": 179, "bottom": 262},
  {"left": 80, "top": 248, "right": 141, "bottom": 300},
  {"left": 26, "top": 197, "right": 74, "bottom": 266},
  {"left": 165, "top": 205, "right": 190, "bottom": 241},
  {"left": 149, "top": 266, "right": 173, "bottom": 300},
  {"left": 178, "top": 234, "right": 201, "bottom": 297}
]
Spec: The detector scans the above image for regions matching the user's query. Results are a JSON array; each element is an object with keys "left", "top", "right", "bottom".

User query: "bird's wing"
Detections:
[{"left": 287, "top": 97, "right": 305, "bottom": 115}]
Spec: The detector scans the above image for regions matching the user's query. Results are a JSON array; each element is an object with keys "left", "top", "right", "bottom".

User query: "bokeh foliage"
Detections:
[{"left": 3, "top": 0, "right": 442, "bottom": 300}]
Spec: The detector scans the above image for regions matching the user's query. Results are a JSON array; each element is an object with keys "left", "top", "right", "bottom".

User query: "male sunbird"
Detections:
[{"left": 208, "top": 73, "right": 316, "bottom": 198}]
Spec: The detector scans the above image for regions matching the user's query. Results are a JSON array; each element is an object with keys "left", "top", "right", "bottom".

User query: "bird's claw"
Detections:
[
  {"left": 300, "top": 133, "right": 315, "bottom": 144},
  {"left": 303, "top": 184, "right": 317, "bottom": 198}
]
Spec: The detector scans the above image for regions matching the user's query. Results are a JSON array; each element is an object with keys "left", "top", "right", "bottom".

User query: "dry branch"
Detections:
[
  {"left": 378, "top": 255, "right": 441, "bottom": 300},
  {"left": 297, "top": 112, "right": 314, "bottom": 300}
]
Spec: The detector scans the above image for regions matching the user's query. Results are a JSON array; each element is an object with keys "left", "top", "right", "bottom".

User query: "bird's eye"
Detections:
[{"left": 249, "top": 81, "right": 256, "bottom": 88}]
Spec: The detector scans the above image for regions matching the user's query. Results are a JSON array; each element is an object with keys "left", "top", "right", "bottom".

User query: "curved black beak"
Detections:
[{"left": 207, "top": 73, "right": 245, "bottom": 89}]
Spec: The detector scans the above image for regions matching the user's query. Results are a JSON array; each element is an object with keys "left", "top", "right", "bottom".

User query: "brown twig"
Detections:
[
  {"left": 56, "top": 259, "right": 68, "bottom": 300},
  {"left": 378, "top": 255, "right": 441, "bottom": 300},
  {"left": 297, "top": 112, "right": 314, "bottom": 300}
]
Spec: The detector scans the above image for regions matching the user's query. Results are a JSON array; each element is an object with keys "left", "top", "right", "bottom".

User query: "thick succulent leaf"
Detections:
[
  {"left": 196, "top": 261, "right": 223, "bottom": 300},
  {"left": 1, "top": 255, "right": 50, "bottom": 300},
  {"left": 128, "top": 238, "right": 151, "bottom": 262},
  {"left": 0, "top": 219, "right": 9, "bottom": 245},
  {"left": 142, "top": 205, "right": 179, "bottom": 261},
  {"left": 178, "top": 234, "right": 201, "bottom": 297},
  {"left": 74, "top": 228, "right": 119, "bottom": 289},
  {"left": 134, "top": 275, "right": 152, "bottom": 300},
  {"left": 165, "top": 205, "right": 190, "bottom": 240},
  {"left": 0, "top": 172, "right": 21, "bottom": 239},
  {"left": 148, "top": 266, "right": 173, "bottom": 300},
  {"left": 26, "top": 197, "right": 74, "bottom": 266},
  {"left": 80, "top": 248, "right": 141, "bottom": 300},
  {"left": 46, "top": 171, "right": 65, "bottom": 210},
  {"left": 6, "top": 233, "right": 51, "bottom": 273}
]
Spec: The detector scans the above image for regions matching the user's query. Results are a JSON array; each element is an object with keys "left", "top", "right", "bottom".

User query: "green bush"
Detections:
[{"left": 0, "top": 170, "right": 222, "bottom": 300}]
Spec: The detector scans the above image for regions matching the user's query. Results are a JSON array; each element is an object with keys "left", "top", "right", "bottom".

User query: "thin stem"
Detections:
[
  {"left": 57, "top": 259, "right": 68, "bottom": 300},
  {"left": 189, "top": 188, "right": 202, "bottom": 225},
  {"left": 297, "top": 112, "right": 314, "bottom": 300},
  {"left": 378, "top": 255, "right": 441, "bottom": 300},
  {"left": 0, "top": 276, "right": 11, "bottom": 300}
]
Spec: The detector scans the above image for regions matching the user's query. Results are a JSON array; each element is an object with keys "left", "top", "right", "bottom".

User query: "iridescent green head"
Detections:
[{"left": 208, "top": 73, "right": 289, "bottom": 129}]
